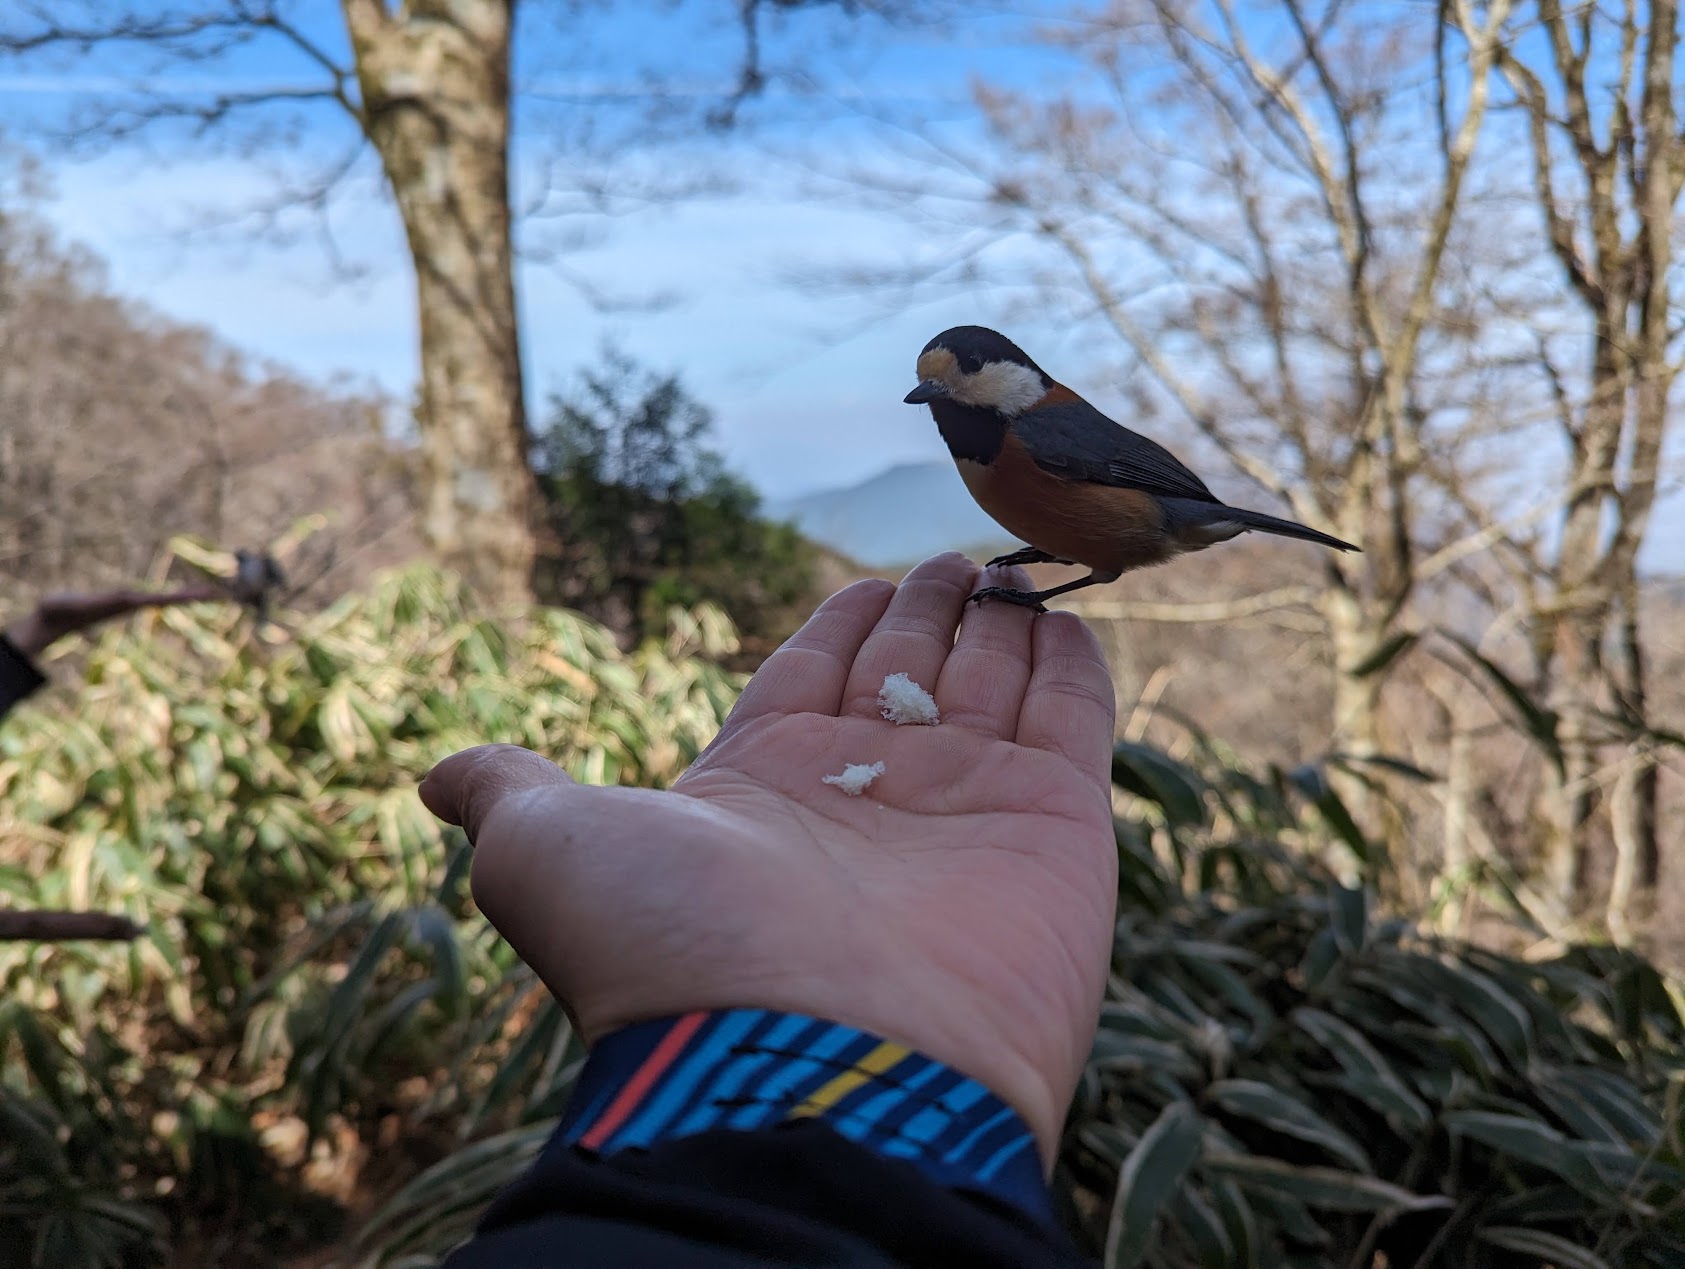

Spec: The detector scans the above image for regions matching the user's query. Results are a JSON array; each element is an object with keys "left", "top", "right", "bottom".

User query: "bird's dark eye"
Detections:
[{"left": 957, "top": 351, "right": 984, "bottom": 374}]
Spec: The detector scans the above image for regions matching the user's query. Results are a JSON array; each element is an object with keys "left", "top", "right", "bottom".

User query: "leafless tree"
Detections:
[
  {"left": 0, "top": 0, "right": 904, "bottom": 608},
  {"left": 855, "top": 0, "right": 1513, "bottom": 839},
  {"left": 0, "top": 1, "right": 541, "bottom": 605},
  {"left": 1489, "top": 0, "right": 1684, "bottom": 913},
  {"left": 0, "top": 178, "right": 420, "bottom": 606},
  {"left": 815, "top": 0, "right": 1685, "bottom": 937}
]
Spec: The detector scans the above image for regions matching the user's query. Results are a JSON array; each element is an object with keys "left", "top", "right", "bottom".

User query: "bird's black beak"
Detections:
[{"left": 903, "top": 380, "right": 947, "bottom": 404}]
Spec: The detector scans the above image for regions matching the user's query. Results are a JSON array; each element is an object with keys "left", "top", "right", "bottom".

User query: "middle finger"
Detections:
[
  {"left": 838, "top": 552, "right": 978, "bottom": 720},
  {"left": 933, "top": 562, "right": 1038, "bottom": 738}
]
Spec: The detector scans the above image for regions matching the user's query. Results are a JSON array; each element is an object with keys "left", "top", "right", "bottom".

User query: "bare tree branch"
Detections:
[
  {"left": 1496, "top": 51, "right": 1604, "bottom": 304},
  {"left": 0, "top": 910, "right": 143, "bottom": 941},
  {"left": 1073, "top": 584, "right": 1322, "bottom": 625}
]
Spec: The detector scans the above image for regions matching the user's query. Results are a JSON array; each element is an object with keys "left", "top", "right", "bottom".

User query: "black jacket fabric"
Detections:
[
  {"left": 0, "top": 633, "right": 45, "bottom": 723},
  {"left": 441, "top": 1120, "right": 1093, "bottom": 1268}
]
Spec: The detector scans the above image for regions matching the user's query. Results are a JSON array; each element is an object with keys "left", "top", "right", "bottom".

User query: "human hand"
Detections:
[
  {"left": 6, "top": 585, "right": 228, "bottom": 658},
  {"left": 420, "top": 552, "right": 1119, "bottom": 1167}
]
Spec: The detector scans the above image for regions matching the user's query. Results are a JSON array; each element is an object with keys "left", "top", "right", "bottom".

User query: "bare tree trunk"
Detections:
[
  {"left": 1324, "top": 584, "right": 1387, "bottom": 831},
  {"left": 1617, "top": 591, "right": 1661, "bottom": 889},
  {"left": 345, "top": 0, "right": 536, "bottom": 609},
  {"left": 1540, "top": 318, "right": 1625, "bottom": 909},
  {"left": 1439, "top": 710, "right": 1474, "bottom": 937},
  {"left": 1540, "top": 605, "right": 1604, "bottom": 908},
  {"left": 1611, "top": 0, "right": 1678, "bottom": 890},
  {"left": 1606, "top": 749, "right": 1650, "bottom": 945}
]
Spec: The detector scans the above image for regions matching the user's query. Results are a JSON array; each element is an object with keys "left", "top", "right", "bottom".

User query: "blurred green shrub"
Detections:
[
  {"left": 0, "top": 562, "right": 740, "bottom": 1266},
  {"left": 1061, "top": 745, "right": 1685, "bottom": 1267}
]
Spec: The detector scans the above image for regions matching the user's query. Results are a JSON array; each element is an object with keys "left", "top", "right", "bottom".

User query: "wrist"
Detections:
[{"left": 557, "top": 1008, "right": 1057, "bottom": 1225}]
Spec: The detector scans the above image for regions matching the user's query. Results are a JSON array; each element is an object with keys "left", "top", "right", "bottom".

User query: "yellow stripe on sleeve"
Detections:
[{"left": 784, "top": 1041, "right": 911, "bottom": 1119}]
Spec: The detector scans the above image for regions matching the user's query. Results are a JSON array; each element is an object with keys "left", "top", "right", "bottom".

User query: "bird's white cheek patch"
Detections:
[{"left": 952, "top": 362, "right": 1046, "bottom": 416}]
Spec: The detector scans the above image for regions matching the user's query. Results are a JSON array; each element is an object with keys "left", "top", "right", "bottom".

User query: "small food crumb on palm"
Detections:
[
  {"left": 821, "top": 674, "right": 938, "bottom": 796},
  {"left": 821, "top": 760, "right": 886, "bottom": 796},
  {"left": 878, "top": 672, "right": 939, "bottom": 725}
]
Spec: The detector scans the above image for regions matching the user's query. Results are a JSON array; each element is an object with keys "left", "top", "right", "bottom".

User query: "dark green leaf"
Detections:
[
  {"left": 1091, "top": 1033, "right": 1206, "bottom": 1083},
  {"left": 1291, "top": 1007, "right": 1430, "bottom": 1130},
  {"left": 1347, "top": 631, "right": 1418, "bottom": 677},
  {"left": 1531, "top": 1065, "right": 1635, "bottom": 1145},
  {"left": 1298, "top": 927, "right": 1341, "bottom": 991},
  {"left": 1440, "top": 1111, "right": 1619, "bottom": 1192},
  {"left": 1445, "top": 633, "right": 1562, "bottom": 774},
  {"left": 1208, "top": 1178, "right": 1260, "bottom": 1268},
  {"left": 1476, "top": 1227, "right": 1612, "bottom": 1269},
  {"left": 1112, "top": 741, "right": 1208, "bottom": 827},
  {"left": 1329, "top": 885, "right": 1367, "bottom": 954},
  {"left": 1330, "top": 752, "right": 1439, "bottom": 783},
  {"left": 1204, "top": 1153, "right": 1451, "bottom": 1214},
  {"left": 1176, "top": 953, "right": 1275, "bottom": 1037},
  {"left": 1551, "top": 1066, "right": 1665, "bottom": 1142},
  {"left": 1312, "top": 787, "right": 1374, "bottom": 869},
  {"left": 1169, "top": 1186, "right": 1233, "bottom": 1269},
  {"left": 1412, "top": 959, "right": 1533, "bottom": 1068},
  {"left": 1104, "top": 1100, "right": 1205, "bottom": 1268},
  {"left": 1204, "top": 1080, "right": 1373, "bottom": 1171}
]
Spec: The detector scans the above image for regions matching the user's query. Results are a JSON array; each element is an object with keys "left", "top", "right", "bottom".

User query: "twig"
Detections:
[
  {"left": 0, "top": 910, "right": 144, "bottom": 942},
  {"left": 1072, "top": 585, "right": 1321, "bottom": 624}
]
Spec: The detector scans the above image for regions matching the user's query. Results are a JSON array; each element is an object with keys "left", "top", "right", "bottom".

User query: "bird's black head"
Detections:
[{"left": 903, "top": 326, "right": 1051, "bottom": 417}]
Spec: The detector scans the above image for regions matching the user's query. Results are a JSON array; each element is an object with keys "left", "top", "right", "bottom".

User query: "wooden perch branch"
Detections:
[
  {"left": 0, "top": 910, "right": 145, "bottom": 942},
  {"left": 1071, "top": 585, "right": 1321, "bottom": 626}
]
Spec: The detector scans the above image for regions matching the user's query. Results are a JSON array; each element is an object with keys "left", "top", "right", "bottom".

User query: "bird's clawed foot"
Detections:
[
  {"left": 984, "top": 545, "right": 1069, "bottom": 569},
  {"left": 967, "top": 586, "right": 1050, "bottom": 614}
]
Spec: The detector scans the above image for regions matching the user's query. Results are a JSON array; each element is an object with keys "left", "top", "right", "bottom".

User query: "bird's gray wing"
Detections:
[{"left": 1011, "top": 399, "right": 1221, "bottom": 503}]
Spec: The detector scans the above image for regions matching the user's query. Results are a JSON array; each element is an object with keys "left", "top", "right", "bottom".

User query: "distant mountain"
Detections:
[{"left": 764, "top": 461, "right": 1015, "bottom": 568}]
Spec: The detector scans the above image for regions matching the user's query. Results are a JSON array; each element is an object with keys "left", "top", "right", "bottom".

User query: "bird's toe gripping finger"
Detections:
[
  {"left": 985, "top": 546, "right": 1044, "bottom": 568},
  {"left": 968, "top": 586, "right": 1049, "bottom": 614}
]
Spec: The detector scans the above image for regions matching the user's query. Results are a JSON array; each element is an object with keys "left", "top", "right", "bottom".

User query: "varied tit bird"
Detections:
[{"left": 903, "top": 326, "right": 1359, "bottom": 611}]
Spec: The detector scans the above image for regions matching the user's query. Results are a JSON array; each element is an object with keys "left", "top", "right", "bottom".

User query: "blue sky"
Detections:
[
  {"left": 7, "top": 0, "right": 1089, "bottom": 500},
  {"left": 5, "top": 0, "right": 1681, "bottom": 570}
]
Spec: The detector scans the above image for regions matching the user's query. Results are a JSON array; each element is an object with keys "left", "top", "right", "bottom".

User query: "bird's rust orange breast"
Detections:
[
  {"left": 1032, "top": 382, "right": 1085, "bottom": 408},
  {"left": 955, "top": 433, "right": 1174, "bottom": 576}
]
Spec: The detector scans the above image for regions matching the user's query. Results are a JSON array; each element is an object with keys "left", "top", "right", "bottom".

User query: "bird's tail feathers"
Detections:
[
  {"left": 1224, "top": 505, "right": 1359, "bottom": 552},
  {"left": 1162, "top": 497, "right": 1359, "bottom": 552}
]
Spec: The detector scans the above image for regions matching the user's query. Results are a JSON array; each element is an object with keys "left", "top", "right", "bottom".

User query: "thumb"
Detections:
[{"left": 419, "top": 744, "right": 574, "bottom": 844}]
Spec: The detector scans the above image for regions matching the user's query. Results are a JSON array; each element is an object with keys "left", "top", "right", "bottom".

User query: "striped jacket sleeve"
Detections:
[{"left": 442, "top": 1008, "right": 1094, "bottom": 1268}]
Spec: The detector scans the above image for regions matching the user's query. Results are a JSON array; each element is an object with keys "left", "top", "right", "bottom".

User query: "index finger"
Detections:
[
  {"left": 1013, "top": 612, "right": 1115, "bottom": 792},
  {"left": 716, "top": 578, "right": 896, "bottom": 732}
]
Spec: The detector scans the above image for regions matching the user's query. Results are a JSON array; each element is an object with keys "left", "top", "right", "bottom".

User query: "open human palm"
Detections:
[{"left": 421, "top": 553, "right": 1119, "bottom": 1162}]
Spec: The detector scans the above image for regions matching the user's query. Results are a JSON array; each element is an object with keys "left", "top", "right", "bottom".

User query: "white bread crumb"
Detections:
[
  {"left": 822, "top": 760, "right": 886, "bottom": 796},
  {"left": 878, "top": 672, "right": 939, "bottom": 726}
]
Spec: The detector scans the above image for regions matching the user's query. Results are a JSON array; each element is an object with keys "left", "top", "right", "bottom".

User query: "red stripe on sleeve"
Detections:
[{"left": 578, "top": 1011, "right": 709, "bottom": 1150}]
